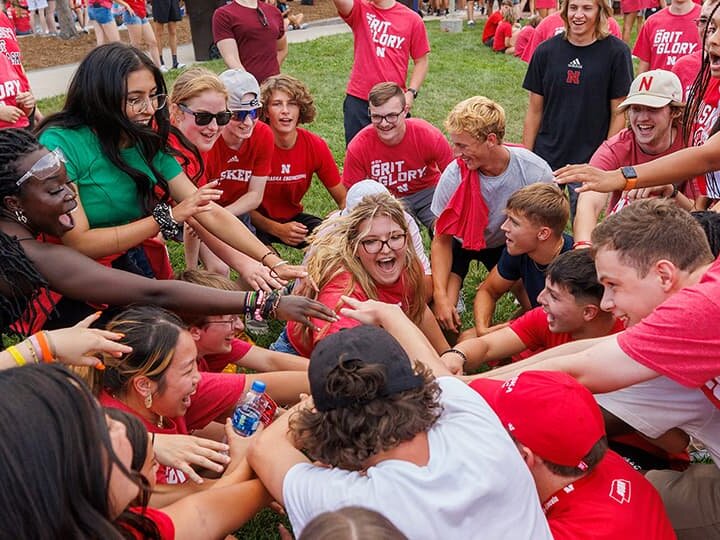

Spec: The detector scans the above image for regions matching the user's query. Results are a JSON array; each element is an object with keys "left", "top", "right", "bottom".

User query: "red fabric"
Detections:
[
  {"left": 671, "top": 49, "right": 701, "bottom": 100},
  {"left": 514, "top": 25, "right": 535, "bottom": 61},
  {"left": 535, "top": 0, "right": 555, "bottom": 8},
  {"left": 287, "top": 270, "right": 413, "bottom": 357},
  {"left": 510, "top": 306, "right": 625, "bottom": 356},
  {"left": 632, "top": 5, "right": 701, "bottom": 70},
  {"left": 690, "top": 77, "right": 720, "bottom": 197},
  {"left": 212, "top": 1, "right": 284, "bottom": 84},
  {"left": 342, "top": 118, "right": 453, "bottom": 197},
  {"left": 168, "top": 132, "right": 207, "bottom": 186},
  {"left": 522, "top": 13, "right": 621, "bottom": 61},
  {"left": 0, "top": 12, "right": 25, "bottom": 73},
  {"left": 124, "top": 0, "right": 147, "bottom": 18},
  {"left": 493, "top": 21, "right": 513, "bottom": 51},
  {"left": 99, "top": 371, "right": 246, "bottom": 484},
  {"left": 434, "top": 158, "right": 489, "bottom": 250},
  {"left": 589, "top": 127, "right": 686, "bottom": 211},
  {"left": 7, "top": 2, "right": 31, "bottom": 33},
  {"left": 482, "top": 11, "right": 503, "bottom": 42},
  {"left": 124, "top": 507, "right": 175, "bottom": 540},
  {"left": 260, "top": 128, "right": 341, "bottom": 221},
  {"left": 621, "top": 0, "right": 643, "bottom": 12},
  {"left": 343, "top": 0, "right": 430, "bottom": 100},
  {"left": 203, "top": 121, "right": 274, "bottom": 207},
  {"left": 618, "top": 256, "right": 720, "bottom": 409},
  {"left": 0, "top": 52, "right": 29, "bottom": 129},
  {"left": 199, "top": 337, "right": 253, "bottom": 372},
  {"left": 545, "top": 451, "right": 676, "bottom": 539}
]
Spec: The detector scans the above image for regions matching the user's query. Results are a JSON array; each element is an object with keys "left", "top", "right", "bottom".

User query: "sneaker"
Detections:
[
  {"left": 298, "top": 22, "right": 308, "bottom": 29},
  {"left": 160, "top": 65, "right": 170, "bottom": 73},
  {"left": 467, "top": 19, "right": 476, "bottom": 25},
  {"left": 172, "top": 62, "right": 186, "bottom": 70}
]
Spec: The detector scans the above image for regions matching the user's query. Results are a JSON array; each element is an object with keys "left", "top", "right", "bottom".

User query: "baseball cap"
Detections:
[
  {"left": 309, "top": 325, "right": 425, "bottom": 412},
  {"left": 338, "top": 180, "right": 390, "bottom": 217},
  {"left": 219, "top": 69, "right": 261, "bottom": 110},
  {"left": 470, "top": 371, "right": 605, "bottom": 470},
  {"left": 617, "top": 70, "right": 683, "bottom": 111}
]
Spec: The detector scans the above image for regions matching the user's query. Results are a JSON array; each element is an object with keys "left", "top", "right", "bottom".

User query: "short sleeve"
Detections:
[
  {"left": 183, "top": 371, "right": 246, "bottom": 430},
  {"left": 522, "top": 42, "right": 547, "bottom": 95},
  {"left": 154, "top": 149, "right": 183, "bottom": 181},
  {"left": 312, "top": 135, "right": 342, "bottom": 188},
  {"left": 496, "top": 248, "right": 522, "bottom": 282},
  {"left": 342, "top": 136, "right": 369, "bottom": 187},
  {"left": 431, "top": 160, "right": 461, "bottom": 217},
  {"left": 39, "top": 128, "right": 81, "bottom": 182},
  {"left": 509, "top": 307, "right": 547, "bottom": 350},
  {"left": 253, "top": 124, "right": 274, "bottom": 176},
  {"left": 631, "top": 23, "right": 651, "bottom": 62},
  {"left": 589, "top": 140, "right": 621, "bottom": 170},
  {"left": 609, "top": 40, "right": 634, "bottom": 99},
  {"left": 410, "top": 15, "right": 431, "bottom": 59},
  {"left": 212, "top": 7, "right": 234, "bottom": 42}
]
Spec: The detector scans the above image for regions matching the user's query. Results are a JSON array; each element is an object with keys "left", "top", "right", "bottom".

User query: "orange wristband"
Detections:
[{"left": 34, "top": 331, "right": 53, "bottom": 363}]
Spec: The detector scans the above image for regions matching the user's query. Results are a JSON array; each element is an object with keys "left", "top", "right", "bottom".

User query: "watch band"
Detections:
[
  {"left": 407, "top": 87, "right": 418, "bottom": 99},
  {"left": 624, "top": 177, "right": 638, "bottom": 191}
]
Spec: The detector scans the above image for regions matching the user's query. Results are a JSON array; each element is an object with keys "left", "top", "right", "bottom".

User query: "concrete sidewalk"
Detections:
[{"left": 27, "top": 18, "right": 352, "bottom": 99}]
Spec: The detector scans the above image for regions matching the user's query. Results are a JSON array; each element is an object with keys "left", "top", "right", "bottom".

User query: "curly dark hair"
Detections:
[{"left": 290, "top": 361, "right": 442, "bottom": 471}]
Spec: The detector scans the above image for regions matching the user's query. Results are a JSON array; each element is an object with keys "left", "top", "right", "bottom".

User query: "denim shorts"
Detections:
[
  {"left": 88, "top": 5, "right": 113, "bottom": 23},
  {"left": 123, "top": 10, "right": 148, "bottom": 24},
  {"left": 268, "top": 327, "right": 300, "bottom": 355}
]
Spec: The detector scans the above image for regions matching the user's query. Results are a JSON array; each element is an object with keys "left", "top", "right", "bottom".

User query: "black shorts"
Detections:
[
  {"left": 152, "top": 0, "right": 181, "bottom": 23},
  {"left": 450, "top": 238, "right": 504, "bottom": 280},
  {"left": 254, "top": 212, "right": 322, "bottom": 249}
]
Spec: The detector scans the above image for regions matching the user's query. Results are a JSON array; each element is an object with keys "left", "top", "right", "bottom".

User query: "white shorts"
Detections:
[
  {"left": 27, "top": 0, "right": 49, "bottom": 10},
  {"left": 596, "top": 377, "right": 720, "bottom": 466}
]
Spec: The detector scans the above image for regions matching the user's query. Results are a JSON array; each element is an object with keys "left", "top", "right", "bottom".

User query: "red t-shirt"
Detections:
[
  {"left": 260, "top": 128, "right": 341, "bottom": 221},
  {"left": 514, "top": 25, "right": 535, "bottom": 61},
  {"left": 544, "top": 451, "right": 676, "bottom": 540},
  {"left": 522, "top": 13, "right": 621, "bottom": 61},
  {"left": 632, "top": 6, "right": 701, "bottom": 71},
  {"left": 0, "top": 12, "right": 25, "bottom": 72},
  {"left": 343, "top": 118, "right": 453, "bottom": 197},
  {"left": 690, "top": 77, "right": 720, "bottom": 197},
  {"left": 199, "top": 337, "right": 253, "bottom": 373},
  {"left": 125, "top": 0, "right": 147, "bottom": 18},
  {"left": 343, "top": 0, "right": 430, "bottom": 100},
  {"left": 671, "top": 49, "right": 701, "bottom": 100},
  {"left": 7, "top": 3, "right": 31, "bottom": 34},
  {"left": 125, "top": 507, "right": 175, "bottom": 540},
  {"left": 203, "top": 122, "right": 274, "bottom": 207},
  {"left": 510, "top": 306, "right": 625, "bottom": 356},
  {"left": 0, "top": 53, "right": 29, "bottom": 129},
  {"left": 287, "top": 270, "right": 413, "bottom": 357},
  {"left": 212, "top": 1, "right": 284, "bottom": 84},
  {"left": 99, "top": 371, "right": 246, "bottom": 484},
  {"left": 618, "top": 256, "right": 720, "bottom": 409},
  {"left": 167, "top": 132, "right": 207, "bottom": 185},
  {"left": 589, "top": 127, "right": 686, "bottom": 210},
  {"left": 482, "top": 11, "right": 503, "bottom": 42},
  {"left": 493, "top": 21, "right": 513, "bottom": 51}
]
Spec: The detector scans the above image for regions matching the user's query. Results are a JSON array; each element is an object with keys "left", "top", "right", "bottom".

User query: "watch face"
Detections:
[{"left": 621, "top": 166, "right": 637, "bottom": 179}]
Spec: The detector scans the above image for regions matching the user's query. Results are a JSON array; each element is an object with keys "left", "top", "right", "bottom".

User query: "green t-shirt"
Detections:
[{"left": 39, "top": 126, "right": 183, "bottom": 228}]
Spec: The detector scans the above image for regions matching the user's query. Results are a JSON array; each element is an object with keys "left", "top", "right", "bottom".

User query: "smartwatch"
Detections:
[
  {"left": 407, "top": 87, "right": 418, "bottom": 99},
  {"left": 621, "top": 166, "right": 638, "bottom": 191}
]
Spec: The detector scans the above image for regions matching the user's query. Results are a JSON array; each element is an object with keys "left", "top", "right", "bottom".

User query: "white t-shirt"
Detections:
[
  {"left": 283, "top": 377, "right": 552, "bottom": 539},
  {"left": 430, "top": 147, "right": 554, "bottom": 248}
]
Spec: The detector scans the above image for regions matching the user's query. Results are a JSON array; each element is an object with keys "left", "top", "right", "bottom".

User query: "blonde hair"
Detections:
[
  {"left": 295, "top": 194, "right": 425, "bottom": 348},
  {"left": 169, "top": 66, "right": 228, "bottom": 105},
  {"left": 444, "top": 96, "right": 506, "bottom": 143},
  {"left": 505, "top": 183, "right": 570, "bottom": 236},
  {"left": 561, "top": 0, "right": 612, "bottom": 40},
  {"left": 174, "top": 270, "right": 238, "bottom": 327},
  {"left": 260, "top": 74, "right": 317, "bottom": 124}
]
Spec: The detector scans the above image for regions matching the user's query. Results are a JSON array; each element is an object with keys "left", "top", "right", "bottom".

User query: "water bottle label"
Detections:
[{"left": 232, "top": 407, "right": 260, "bottom": 436}]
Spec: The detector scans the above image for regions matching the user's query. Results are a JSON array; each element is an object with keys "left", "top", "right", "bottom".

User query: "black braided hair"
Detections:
[
  {"left": 0, "top": 129, "right": 54, "bottom": 338},
  {"left": 692, "top": 210, "right": 720, "bottom": 258}
]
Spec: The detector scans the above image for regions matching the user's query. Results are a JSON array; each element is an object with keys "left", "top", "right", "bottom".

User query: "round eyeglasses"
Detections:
[
  {"left": 127, "top": 93, "right": 168, "bottom": 114},
  {"left": 360, "top": 233, "right": 407, "bottom": 254}
]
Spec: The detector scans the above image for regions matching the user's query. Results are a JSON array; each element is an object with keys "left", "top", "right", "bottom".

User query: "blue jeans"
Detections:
[{"left": 269, "top": 328, "right": 300, "bottom": 355}]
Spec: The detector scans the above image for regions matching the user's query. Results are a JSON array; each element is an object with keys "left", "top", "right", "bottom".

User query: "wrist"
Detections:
[{"left": 440, "top": 348, "right": 468, "bottom": 366}]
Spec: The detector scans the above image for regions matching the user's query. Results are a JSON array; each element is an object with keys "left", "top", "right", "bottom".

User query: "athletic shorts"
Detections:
[
  {"left": 450, "top": 238, "right": 504, "bottom": 279},
  {"left": 88, "top": 5, "right": 114, "bottom": 23},
  {"left": 27, "top": 0, "right": 48, "bottom": 10},
  {"left": 151, "top": 0, "right": 181, "bottom": 23}
]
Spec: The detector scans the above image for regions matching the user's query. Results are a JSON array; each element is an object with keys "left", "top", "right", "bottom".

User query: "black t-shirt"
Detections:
[
  {"left": 523, "top": 34, "right": 633, "bottom": 171},
  {"left": 496, "top": 233, "right": 574, "bottom": 306}
]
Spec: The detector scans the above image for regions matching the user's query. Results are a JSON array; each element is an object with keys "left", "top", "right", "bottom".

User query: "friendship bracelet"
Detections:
[
  {"left": 24, "top": 339, "right": 40, "bottom": 364},
  {"left": 440, "top": 348, "right": 468, "bottom": 366},
  {"left": 260, "top": 251, "right": 275, "bottom": 267},
  {"left": 28, "top": 334, "right": 42, "bottom": 363},
  {"left": 7, "top": 346, "right": 27, "bottom": 366},
  {"left": 35, "top": 331, "right": 53, "bottom": 363}
]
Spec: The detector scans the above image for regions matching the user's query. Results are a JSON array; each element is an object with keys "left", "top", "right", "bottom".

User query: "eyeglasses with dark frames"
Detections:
[
  {"left": 360, "top": 233, "right": 407, "bottom": 254},
  {"left": 368, "top": 109, "right": 404, "bottom": 125}
]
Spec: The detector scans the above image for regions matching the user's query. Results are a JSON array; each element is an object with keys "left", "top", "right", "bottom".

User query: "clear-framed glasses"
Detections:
[
  {"left": 204, "top": 315, "right": 241, "bottom": 328},
  {"left": 16, "top": 148, "right": 67, "bottom": 187},
  {"left": 360, "top": 233, "right": 407, "bottom": 254},
  {"left": 178, "top": 103, "right": 232, "bottom": 126},
  {"left": 369, "top": 110, "right": 403, "bottom": 125},
  {"left": 229, "top": 108, "right": 260, "bottom": 122},
  {"left": 127, "top": 93, "right": 168, "bottom": 114}
]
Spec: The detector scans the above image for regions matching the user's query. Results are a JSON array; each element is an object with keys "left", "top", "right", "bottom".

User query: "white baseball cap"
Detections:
[
  {"left": 339, "top": 180, "right": 390, "bottom": 216},
  {"left": 219, "top": 69, "right": 261, "bottom": 110},
  {"left": 617, "top": 70, "right": 684, "bottom": 111}
]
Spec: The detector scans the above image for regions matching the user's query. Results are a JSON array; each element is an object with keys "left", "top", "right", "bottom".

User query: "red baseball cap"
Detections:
[{"left": 470, "top": 371, "right": 605, "bottom": 470}]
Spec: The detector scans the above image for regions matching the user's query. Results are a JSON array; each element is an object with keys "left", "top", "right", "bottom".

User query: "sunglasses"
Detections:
[
  {"left": 229, "top": 108, "right": 260, "bottom": 122},
  {"left": 16, "top": 148, "right": 67, "bottom": 186},
  {"left": 178, "top": 103, "right": 232, "bottom": 126}
]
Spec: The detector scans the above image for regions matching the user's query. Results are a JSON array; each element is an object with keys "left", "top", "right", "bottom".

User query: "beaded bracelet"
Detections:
[
  {"left": 243, "top": 291, "right": 260, "bottom": 316},
  {"left": 440, "top": 348, "right": 468, "bottom": 366},
  {"left": 253, "top": 291, "right": 266, "bottom": 321},
  {"left": 7, "top": 345, "right": 26, "bottom": 366},
  {"left": 152, "top": 202, "right": 181, "bottom": 240},
  {"left": 35, "top": 331, "right": 54, "bottom": 363},
  {"left": 24, "top": 339, "right": 40, "bottom": 364}
]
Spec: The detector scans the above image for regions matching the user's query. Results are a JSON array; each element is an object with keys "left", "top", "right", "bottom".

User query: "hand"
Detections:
[
  {"left": 338, "top": 295, "right": 403, "bottom": 326},
  {"left": 404, "top": 92, "right": 415, "bottom": 111},
  {"left": 432, "top": 297, "right": 461, "bottom": 333},
  {"left": 237, "top": 260, "right": 287, "bottom": 292},
  {"left": 47, "top": 312, "right": 132, "bottom": 368},
  {"left": 0, "top": 105, "right": 24, "bottom": 123},
  {"left": 554, "top": 164, "right": 626, "bottom": 194},
  {"left": 221, "top": 418, "right": 255, "bottom": 476},
  {"left": 152, "top": 432, "right": 231, "bottom": 484},
  {"left": 474, "top": 321, "right": 509, "bottom": 337},
  {"left": 15, "top": 92, "right": 36, "bottom": 115},
  {"left": 274, "top": 221, "right": 308, "bottom": 247},
  {"left": 173, "top": 181, "right": 223, "bottom": 222},
  {"left": 440, "top": 350, "right": 465, "bottom": 375},
  {"left": 625, "top": 185, "right": 671, "bottom": 201},
  {"left": 275, "top": 295, "right": 338, "bottom": 327},
  {"left": 273, "top": 263, "right": 309, "bottom": 281}
]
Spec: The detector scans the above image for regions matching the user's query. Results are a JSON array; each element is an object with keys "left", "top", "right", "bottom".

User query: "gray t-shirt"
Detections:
[{"left": 431, "top": 147, "right": 554, "bottom": 248}]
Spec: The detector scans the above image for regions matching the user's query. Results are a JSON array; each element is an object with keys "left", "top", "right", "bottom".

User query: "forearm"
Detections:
[
  {"left": 607, "top": 110, "right": 626, "bottom": 139},
  {"left": 223, "top": 192, "right": 263, "bottom": 218},
  {"left": 418, "top": 306, "right": 450, "bottom": 353},
  {"left": 62, "top": 216, "right": 160, "bottom": 259},
  {"left": 473, "top": 288, "right": 498, "bottom": 333},
  {"left": 277, "top": 41, "right": 288, "bottom": 65},
  {"left": 249, "top": 210, "right": 280, "bottom": 236},
  {"left": 573, "top": 191, "right": 607, "bottom": 242},
  {"left": 431, "top": 235, "right": 453, "bottom": 301},
  {"left": 216, "top": 39, "right": 244, "bottom": 69},
  {"left": 522, "top": 106, "right": 542, "bottom": 150},
  {"left": 407, "top": 54, "right": 429, "bottom": 91}
]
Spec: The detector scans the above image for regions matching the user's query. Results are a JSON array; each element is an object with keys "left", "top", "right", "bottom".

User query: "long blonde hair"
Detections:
[{"left": 296, "top": 194, "right": 425, "bottom": 343}]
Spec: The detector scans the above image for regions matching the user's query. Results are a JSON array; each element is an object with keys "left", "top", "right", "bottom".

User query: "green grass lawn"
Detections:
[{"left": 33, "top": 18, "right": 630, "bottom": 539}]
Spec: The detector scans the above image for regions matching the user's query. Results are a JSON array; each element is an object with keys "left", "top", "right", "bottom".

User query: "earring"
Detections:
[
  {"left": 144, "top": 393, "right": 153, "bottom": 409},
  {"left": 14, "top": 208, "right": 27, "bottom": 224}
]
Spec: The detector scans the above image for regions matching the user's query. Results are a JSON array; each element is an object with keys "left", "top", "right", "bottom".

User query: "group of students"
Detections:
[{"left": 2, "top": 0, "right": 720, "bottom": 535}]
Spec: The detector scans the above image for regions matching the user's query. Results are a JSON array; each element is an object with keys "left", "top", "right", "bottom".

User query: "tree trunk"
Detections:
[{"left": 56, "top": 0, "right": 78, "bottom": 40}]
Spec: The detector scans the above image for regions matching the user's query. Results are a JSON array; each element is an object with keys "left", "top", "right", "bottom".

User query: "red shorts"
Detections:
[
  {"left": 621, "top": 0, "right": 642, "bottom": 13},
  {"left": 535, "top": 0, "right": 556, "bottom": 9}
]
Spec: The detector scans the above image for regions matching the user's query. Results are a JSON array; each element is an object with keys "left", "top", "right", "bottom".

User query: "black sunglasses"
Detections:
[
  {"left": 256, "top": 7, "right": 268, "bottom": 27},
  {"left": 179, "top": 103, "right": 232, "bottom": 126}
]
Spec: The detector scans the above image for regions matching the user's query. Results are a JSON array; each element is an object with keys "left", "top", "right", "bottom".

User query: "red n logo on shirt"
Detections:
[
  {"left": 639, "top": 76, "right": 654, "bottom": 92},
  {"left": 566, "top": 70, "right": 581, "bottom": 85}
]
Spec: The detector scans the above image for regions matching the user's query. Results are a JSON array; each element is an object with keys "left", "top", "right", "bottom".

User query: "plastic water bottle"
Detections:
[{"left": 232, "top": 380, "right": 266, "bottom": 436}]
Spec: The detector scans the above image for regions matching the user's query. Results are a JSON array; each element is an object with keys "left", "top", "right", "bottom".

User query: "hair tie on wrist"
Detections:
[{"left": 440, "top": 348, "right": 468, "bottom": 366}]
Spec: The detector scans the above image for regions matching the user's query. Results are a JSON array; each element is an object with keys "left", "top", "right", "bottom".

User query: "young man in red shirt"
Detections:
[{"left": 482, "top": 0, "right": 512, "bottom": 47}]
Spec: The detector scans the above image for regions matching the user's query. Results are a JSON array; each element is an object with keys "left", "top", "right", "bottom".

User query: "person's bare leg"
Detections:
[
  {"left": 154, "top": 20, "right": 166, "bottom": 67},
  {"left": 168, "top": 20, "right": 180, "bottom": 66},
  {"left": 102, "top": 19, "right": 121, "bottom": 42},
  {"left": 45, "top": 0, "right": 56, "bottom": 33},
  {"left": 91, "top": 19, "right": 104, "bottom": 45},
  {"left": 622, "top": 11, "right": 636, "bottom": 44},
  {"left": 142, "top": 22, "right": 162, "bottom": 66},
  {"left": 36, "top": 8, "right": 49, "bottom": 33}
]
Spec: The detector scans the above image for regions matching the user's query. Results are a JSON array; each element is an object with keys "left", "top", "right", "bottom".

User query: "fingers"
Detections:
[
  {"left": 73, "top": 311, "right": 102, "bottom": 328},
  {"left": 277, "top": 264, "right": 308, "bottom": 280},
  {"left": 181, "top": 464, "right": 204, "bottom": 484}
]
